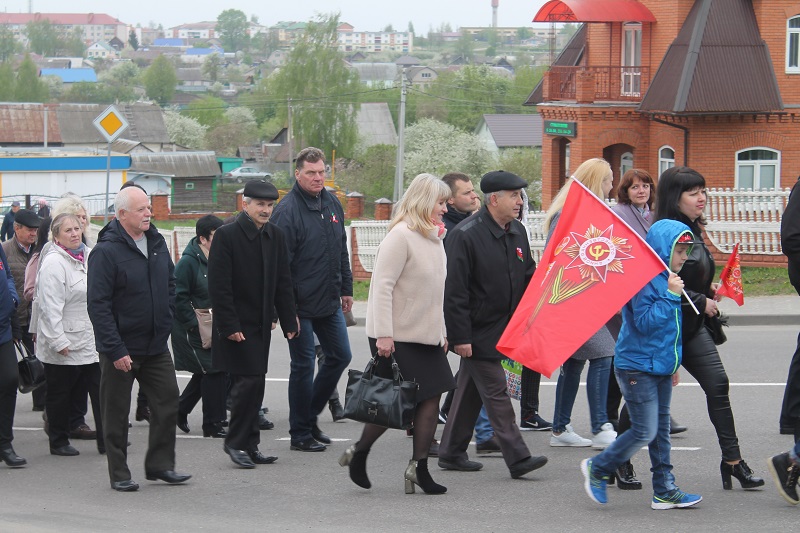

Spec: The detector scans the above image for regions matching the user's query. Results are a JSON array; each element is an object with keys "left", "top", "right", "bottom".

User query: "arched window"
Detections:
[
  {"left": 736, "top": 148, "right": 780, "bottom": 190},
  {"left": 658, "top": 146, "right": 675, "bottom": 177},
  {"left": 620, "top": 152, "right": 633, "bottom": 178},
  {"left": 788, "top": 16, "right": 800, "bottom": 73}
]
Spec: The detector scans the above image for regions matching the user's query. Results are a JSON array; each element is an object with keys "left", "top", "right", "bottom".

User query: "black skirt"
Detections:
[{"left": 367, "top": 338, "right": 455, "bottom": 402}]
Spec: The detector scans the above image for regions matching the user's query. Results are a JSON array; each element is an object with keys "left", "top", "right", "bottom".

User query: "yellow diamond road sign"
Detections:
[{"left": 93, "top": 105, "right": 129, "bottom": 142}]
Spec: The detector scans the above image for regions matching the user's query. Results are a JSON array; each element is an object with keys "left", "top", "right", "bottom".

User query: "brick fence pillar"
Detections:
[
  {"left": 576, "top": 70, "right": 595, "bottom": 104},
  {"left": 346, "top": 192, "right": 365, "bottom": 219},
  {"left": 374, "top": 198, "right": 393, "bottom": 221},
  {"left": 151, "top": 192, "right": 169, "bottom": 220}
]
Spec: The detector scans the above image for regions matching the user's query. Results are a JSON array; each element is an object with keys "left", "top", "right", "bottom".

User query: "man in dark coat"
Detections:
[
  {"left": 88, "top": 186, "right": 190, "bottom": 492},
  {"left": 438, "top": 170, "right": 548, "bottom": 479},
  {"left": 208, "top": 180, "right": 298, "bottom": 469},
  {"left": 270, "top": 147, "right": 352, "bottom": 452},
  {"left": 780, "top": 177, "right": 800, "bottom": 439},
  {"left": 0, "top": 201, "right": 19, "bottom": 241}
]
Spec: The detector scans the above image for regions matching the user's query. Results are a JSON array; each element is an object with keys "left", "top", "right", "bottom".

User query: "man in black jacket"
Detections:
[
  {"left": 438, "top": 170, "right": 548, "bottom": 479},
  {"left": 208, "top": 180, "right": 298, "bottom": 468},
  {"left": 271, "top": 147, "right": 353, "bottom": 452},
  {"left": 88, "top": 186, "right": 190, "bottom": 492},
  {"left": 780, "top": 177, "right": 800, "bottom": 440}
]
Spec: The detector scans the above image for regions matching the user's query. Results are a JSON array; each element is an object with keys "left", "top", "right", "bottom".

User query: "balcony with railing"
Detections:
[{"left": 543, "top": 66, "right": 651, "bottom": 103}]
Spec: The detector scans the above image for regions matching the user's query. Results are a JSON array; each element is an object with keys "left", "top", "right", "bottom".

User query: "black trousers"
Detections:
[
  {"left": 519, "top": 367, "right": 542, "bottom": 420},
  {"left": 681, "top": 328, "right": 741, "bottom": 462},
  {"left": 99, "top": 352, "right": 179, "bottom": 483},
  {"left": 780, "top": 330, "right": 800, "bottom": 439},
  {"left": 226, "top": 374, "right": 264, "bottom": 451},
  {"left": 0, "top": 340, "right": 17, "bottom": 448},
  {"left": 44, "top": 363, "right": 103, "bottom": 449},
  {"left": 178, "top": 372, "right": 227, "bottom": 429},
  {"left": 440, "top": 358, "right": 531, "bottom": 468}
]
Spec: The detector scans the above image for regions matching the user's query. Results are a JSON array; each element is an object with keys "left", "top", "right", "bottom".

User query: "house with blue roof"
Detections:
[
  {"left": 182, "top": 45, "right": 224, "bottom": 63},
  {"left": 39, "top": 68, "right": 97, "bottom": 83},
  {"left": 153, "top": 38, "right": 188, "bottom": 48}
]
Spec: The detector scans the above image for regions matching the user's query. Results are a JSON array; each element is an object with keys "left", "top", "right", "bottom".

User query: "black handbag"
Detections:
[
  {"left": 704, "top": 312, "right": 729, "bottom": 346},
  {"left": 343, "top": 354, "right": 418, "bottom": 430},
  {"left": 16, "top": 340, "right": 45, "bottom": 393}
]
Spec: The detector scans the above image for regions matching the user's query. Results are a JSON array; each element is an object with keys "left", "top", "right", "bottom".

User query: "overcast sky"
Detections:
[{"left": 3, "top": 0, "right": 553, "bottom": 32}]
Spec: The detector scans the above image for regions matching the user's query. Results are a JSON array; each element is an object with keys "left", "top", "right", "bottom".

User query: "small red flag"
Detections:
[
  {"left": 716, "top": 243, "right": 744, "bottom": 306},
  {"left": 496, "top": 180, "right": 668, "bottom": 378}
]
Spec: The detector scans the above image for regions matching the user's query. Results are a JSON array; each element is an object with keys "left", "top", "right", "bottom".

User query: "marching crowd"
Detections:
[{"left": 0, "top": 148, "right": 798, "bottom": 508}]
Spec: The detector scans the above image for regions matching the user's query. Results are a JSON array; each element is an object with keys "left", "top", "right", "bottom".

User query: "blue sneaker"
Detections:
[
  {"left": 581, "top": 458, "right": 608, "bottom": 504},
  {"left": 651, "top": 488, "right": 702, "bottom": 509}
]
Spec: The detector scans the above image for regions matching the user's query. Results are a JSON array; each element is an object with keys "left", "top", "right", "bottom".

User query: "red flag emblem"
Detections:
[
  {"left": 716, "top": 243, "right": 744, "bottom": 306},
  {"left": 496, "top": 180, "right": 667, "bottom": 377}
]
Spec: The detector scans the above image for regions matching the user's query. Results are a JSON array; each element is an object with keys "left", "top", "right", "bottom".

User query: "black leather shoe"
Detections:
[
  {"left": 0, "top": 446, "right": 27, "bottom": 467},
  {"left": 177, "top": 413, "right": 190, "bottom": 434},
  {"left": 329, "top": 399, "right": 345, "bottom": 421},
  {"left": 438, "top": 457, "right": 483, "bottom": 471},
  {"left": 69, "top": 424, "right": 97, "bottom": 440},
  {"left": 135, "top": 406, "right": 150, "bottom": 423},
  {"left": 258, "top": 411, "right": 274, "bottom": 430},
  {"left": 290, "top": 437, "right": 326, "bottom": 452},
  {"left": 50, "top": 445, "right": 80, "bottom": 456},
  {"left": 721, "top": 459, "right": 765, "bottom": 490},
  {"left": 509, "top": 455, "right": 548, "bottom": 479},
  {"left": 311, "top": 424, "right": 331, "bottom": 444},
  {"left": 248, "top": 449, "right": 278, "bottom": 464},
  {"left": 203, "top": 424, "right": 227, "bottom": 438},
  {"left": 145, "top": 470, "right": 192, "bottom": 484},
  {"left": 111, "top": 480, "right": 139, "bottom": 492},
  {"left": 669, "top": 416, "right": 687, "bottom": 435},
  {"left": 224, "top": 444, "right": 256, "bottom": 468}
]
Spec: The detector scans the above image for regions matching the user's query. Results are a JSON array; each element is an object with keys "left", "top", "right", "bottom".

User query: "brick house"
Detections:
[{"left": 528, "top": 0, "right": 800, "bottom": 207}]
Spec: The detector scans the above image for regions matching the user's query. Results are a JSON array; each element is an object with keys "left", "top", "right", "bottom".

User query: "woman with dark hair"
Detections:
[
  {"left": 654, "top": 166, "right": 764, "bottom": 490},
  {"left": 613, "top": 169, "right": 655, "bottom": 236}
]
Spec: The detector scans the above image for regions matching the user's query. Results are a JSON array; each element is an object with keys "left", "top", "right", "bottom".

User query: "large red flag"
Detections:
[
  {"left": 497, "top": 180, "right": 668, "bottom": 378},
  {"left": 716, "top": 243, "right": 744, "bottom": 306}
]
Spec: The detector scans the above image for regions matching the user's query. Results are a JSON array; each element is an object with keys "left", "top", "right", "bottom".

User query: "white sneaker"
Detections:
[
  {"left": 550, "top": 425, "right": 592, "bottom": 447},
  {"left": 591, "top": 423, "right": 618, "bottom": 449}
]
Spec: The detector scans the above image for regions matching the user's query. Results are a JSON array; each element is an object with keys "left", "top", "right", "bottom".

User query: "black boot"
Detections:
[
  {"left": 0, "top": 446, "right": 27, "bottom": 467},
  {"left": 614, "top": 460, "right": 642, "bottom": 490},
  {"left": 404, "top": 458, "right": 446, "bottom": 494},
  {"left": 721, "top": 459, "right": 765, "bottom": 490},
  {"left": 339, "top": 443, "right": 371, "bottom": 489}
]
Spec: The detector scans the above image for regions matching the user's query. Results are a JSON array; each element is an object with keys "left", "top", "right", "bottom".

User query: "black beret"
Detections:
[
  {"left": 243, "top": 179, "right": 279, "bottom": 200},
  {"left": 14, "top": 209, "right": 41, "bottom": 228},
  {"left": 480, "top": 170, "right": 528, "bottom": 193}
]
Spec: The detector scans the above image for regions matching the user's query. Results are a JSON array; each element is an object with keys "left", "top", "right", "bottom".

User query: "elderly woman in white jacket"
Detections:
[
  {"left": 37, "top": 213, "right": 103, "bottom": 456},
  {"left": 339, "top": 173, "right": 455, "bottom": 495}
]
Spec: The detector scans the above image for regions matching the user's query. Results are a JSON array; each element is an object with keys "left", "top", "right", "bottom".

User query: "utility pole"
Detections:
[
  {"left": 287, "top": 97, "right": 293, "bottom": 178},
  {"left": 393, "top": 68, "right": 407, "bottom": 203}
]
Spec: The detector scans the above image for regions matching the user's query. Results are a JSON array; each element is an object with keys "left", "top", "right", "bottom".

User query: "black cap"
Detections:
[
  {"left": 14, "top": 209, "right": 41, "bottom": 228},
  {"left": 480, "top": 170, "right": 528, "bottom": 193},
  {"left": 11, "top": 201, "right": 19, "bottom": 207},
  {"left": 243, "top": 180, "right": 279, "bottom": 200}
]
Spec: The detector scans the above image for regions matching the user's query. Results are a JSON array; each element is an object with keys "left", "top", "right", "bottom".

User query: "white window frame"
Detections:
[
  {"left": 787, "top": 15, "right": 800, "bottom": 73},
  {"left": 658, "top": 145, "right": 675, "bottom": 177},
  {"left": 620, "top": 152, "right": 634, "bottom": 178},
  {"left": 735, "top": 147, "right": 781, "bottom": 190},
  {"left": 621, "top": 22, "right": 642, "bottom": 96}
]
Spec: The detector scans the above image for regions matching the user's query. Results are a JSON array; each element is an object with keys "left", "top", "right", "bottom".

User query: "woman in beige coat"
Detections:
[{"left": 340, "top": 173, "right": 455, "bottom": 495}]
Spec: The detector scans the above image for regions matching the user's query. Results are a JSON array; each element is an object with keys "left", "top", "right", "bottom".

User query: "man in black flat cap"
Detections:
[
  {"left": 438, "top": 170, "right": 549, "bottom": 480},
  {"left": 208, "top": 180, "right": 299, "bottom": 468}
]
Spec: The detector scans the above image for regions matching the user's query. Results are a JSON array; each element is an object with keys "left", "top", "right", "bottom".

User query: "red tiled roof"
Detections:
[{"left": 0, "top": 13, "right": 124, "bottom": 25}]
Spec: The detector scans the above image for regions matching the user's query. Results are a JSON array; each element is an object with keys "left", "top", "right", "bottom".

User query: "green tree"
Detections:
[
  {"left": 454, "top": 33, "right": 474, "bottom": 62},
  {"left": 404, "top": 118, "right": 493, "bottom": 181},
  {"left": 64, "top": 27, "right": 85, "bottom": 57},
  {"left": 217, "top": 9, "right": 249, "bottom": 52},
  {"left": 202, "top": 53, "right": 221, "bottom": 82},
  {"left": 340, "top": 144, "right": 397, "bottom": 202},
  {"left": 102, "top": 61, "right": 140, "bottom": 86},
  {"left": 408, "top": 22, "right": 415, "bottom": 34},
  {"left": 61, "top": 81, "right": 135, "bottom": 104},
  {"left": 129, "top": 29, "right": 139, "bottom": 51},
  {"left": 142, "top": 54, "right": 177, "bottom": 105},
  {"left": 269, "top": 13, "right": 361, "bottom": 157},
  {"left": 427, "top": 65, "right": 512, "bottom": 131},
  {"left": 239, "top": 78, "right": 278, "bottom": 125},
  {"left": 15, "top": 54, "right": 48, "bottom": 102},
  {"left": 205, "top": 106, "right": 259, "bottom": 156},
  {"left": 184, "top": 95, "right": 226, "bottom": 127},
  {"left": 516, "top": 27, "right": 531, "bottom": 43},
  {"left": 498, "top": 148, "right": 542, "bottom": 208},
  {"left": 0, "top": 25, "right": 17, "bottom": 62},
  {"left": 384, "top": 24, "right": 395, "bottom": 32},
  {"left": 26, "top": 19, "right": 60, "bottom": 56},
  {"left": 0, "top": 62, "right": 15, "bottom": 100}
]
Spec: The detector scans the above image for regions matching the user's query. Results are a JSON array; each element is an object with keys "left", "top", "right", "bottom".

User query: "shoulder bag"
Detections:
[
  {"left": 193, "top": 308, "right": 213, "bottom": 350},
  {"left": 17, "top": 340, "right": 45, "bottom": 393},
  {"left": 704, "top": 311, "right": 728, "bottom": 346},
  {"left": 343, "top": 354, "right": 418, "bottom": 430}
]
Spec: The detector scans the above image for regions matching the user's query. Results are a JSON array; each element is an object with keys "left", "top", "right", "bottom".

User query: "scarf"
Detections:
[{"left": 57, "top": 242, "right": 85, "bottom": 263}]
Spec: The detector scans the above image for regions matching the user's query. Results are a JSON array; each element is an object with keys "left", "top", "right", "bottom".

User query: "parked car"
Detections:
[{"left": 223, "top": 167, "right": 272, "bottom": 182}]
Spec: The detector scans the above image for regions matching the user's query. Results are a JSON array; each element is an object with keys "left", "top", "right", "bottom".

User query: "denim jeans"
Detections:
[
  {"left": 552, "top": 357, "right": 612, "bottom": 434},
  {"left": 287, "top": 310, "right": 352, "bottom": 440},
  {"left": 474, "top": 407, "right": 493, "bottom": 444},
  {"left": 592, "top": 369, "right": 676, "bottom": 496}
]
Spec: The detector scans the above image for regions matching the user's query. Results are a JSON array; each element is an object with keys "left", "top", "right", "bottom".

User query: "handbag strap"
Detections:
[{"left": 365, "top": 353, "right": 406, "bottom": 384}]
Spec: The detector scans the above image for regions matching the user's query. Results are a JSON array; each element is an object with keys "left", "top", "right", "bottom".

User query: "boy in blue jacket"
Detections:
[{"left": 580, "top": 219, "right": 702, "bottom": 510}]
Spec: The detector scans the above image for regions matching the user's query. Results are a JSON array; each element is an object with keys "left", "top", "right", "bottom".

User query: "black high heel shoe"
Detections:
[
  {"left": 404, "top": 458, "right": 446, "bottom": 494},
  {"left": 720, "top": 459, "right": 765, "bottom": 490},
  {"left": 339, "top": 443, "right": 371, "bottom": 489},
  {"left": 613, "top": 460, "right": 642, "bottom": 490}
]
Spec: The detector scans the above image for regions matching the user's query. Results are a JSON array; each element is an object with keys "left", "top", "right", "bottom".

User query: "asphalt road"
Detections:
[{"left": 1, "top": 324, "right": 798, "bottom": 532}]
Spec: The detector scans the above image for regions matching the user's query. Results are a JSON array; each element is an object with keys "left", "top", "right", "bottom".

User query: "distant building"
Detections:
[
  {"left": 86, "top": 42, "right": 119, "bottom": 59},
  {"left": 475, "top": 114, "right": 543, "bottom": 156},
  {"left": 0, "top": 13, "right": 128, "bottom": 45},
  {"left": 336, "top": 23, "right": 413, "bottom": 53},
  {"left": 40, "top": 68, "right": 98, "bottom": 83},
  {"left": 270, "top": 21, "right": 307, "bottom": 46},
  {"left": 169, "top": 22, "right": 216, "bottom": 40}
]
